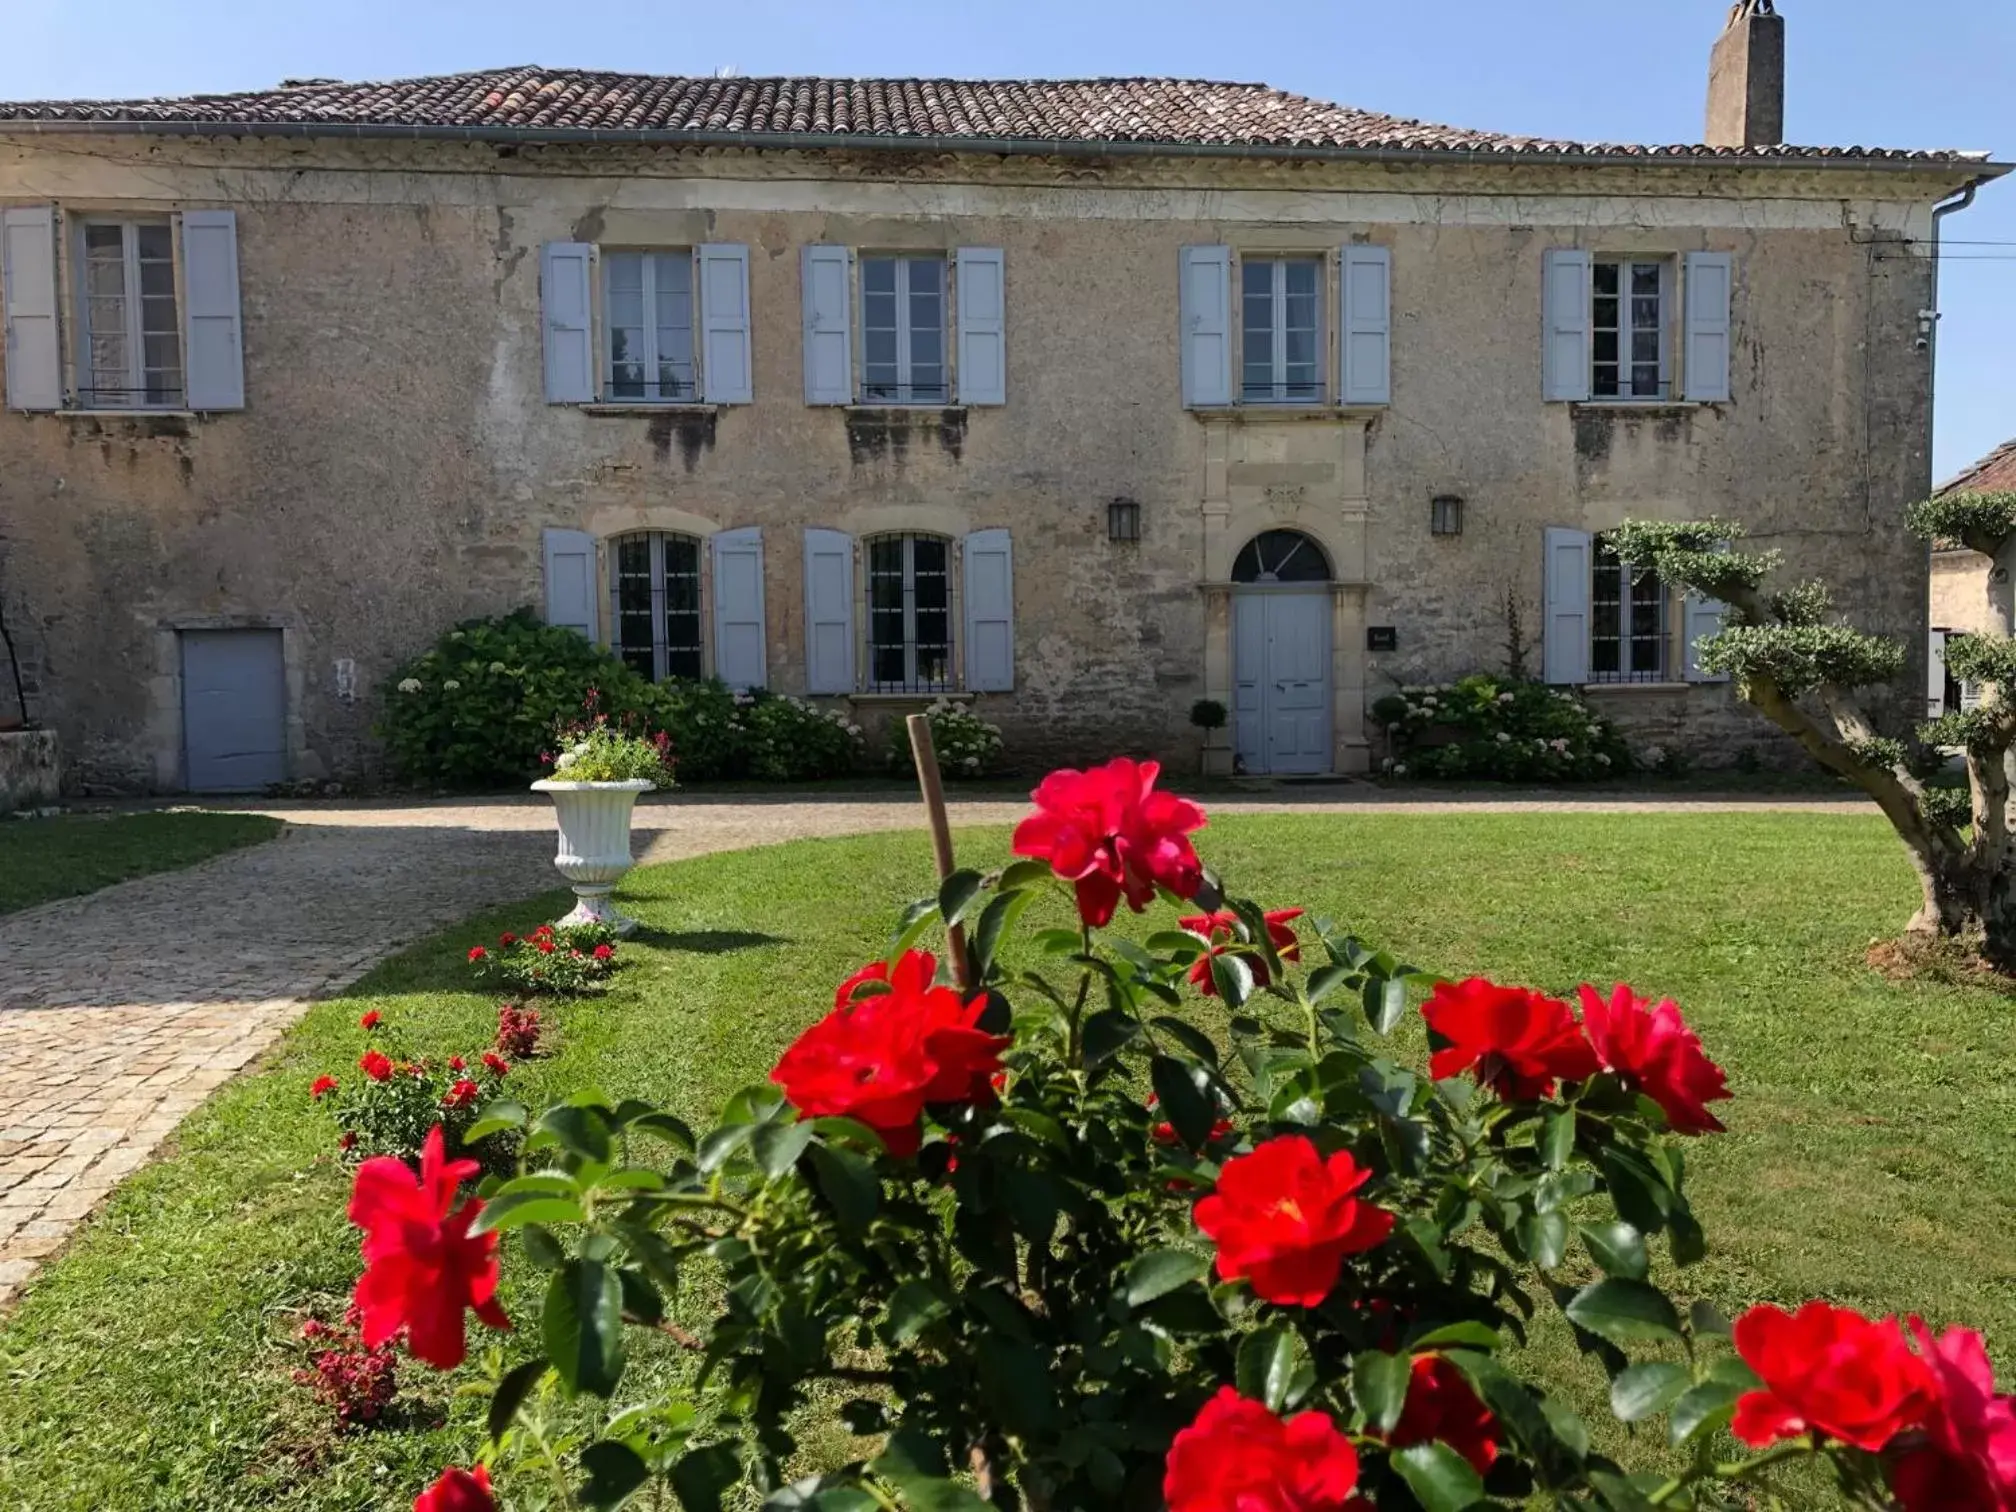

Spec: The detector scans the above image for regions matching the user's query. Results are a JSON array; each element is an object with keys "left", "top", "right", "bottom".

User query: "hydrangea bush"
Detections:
[
  {"left": 1375, "top": 677, "right": 1633, "bottom": 783},
  {"left": 342, "top": 758, "right": 2012, "bottom": 1512},
  {"left": 892, "top": 698, "right": 1006, "bottom": 779},
  {"left": 744, "top": 694, "right": 866, "bottom": 781}
]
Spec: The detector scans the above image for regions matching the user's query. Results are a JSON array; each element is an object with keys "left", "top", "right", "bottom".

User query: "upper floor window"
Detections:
[
  {"left": 867, "top": 532, "right": 954, "bottom": 692},
  {"left": 603, "top": 252, "right": 696, "bottom": 403},
  {"left": 1592, "top": 259, "right": 1672, "bottom": 401},
  {"left": 1543, "top": 250, "right": 1733, "bottom": 405},
  {"left": 76, "top": 220, "right": 182, "bottom": 409},
  {"left": 1240, "top": 256, "right": 1324, "bottom": 404},
  {"left": 861, "top": 256, "right": 947, "bottom": 405},
  {"left": 610, "top": 531, "right": 704, "bottom": 681},
  {"left": 800, "top": 246, "right": 1006, "bottom": 408}
]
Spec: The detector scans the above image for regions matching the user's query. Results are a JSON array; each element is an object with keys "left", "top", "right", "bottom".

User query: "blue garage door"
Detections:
[{"left": 181, "top": 629, "right": 286, "bottom": 792}]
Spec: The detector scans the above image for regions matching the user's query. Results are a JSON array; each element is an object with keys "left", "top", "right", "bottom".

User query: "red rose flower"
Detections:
[
  {"left": 414, "top": 1464, "right": 496, "bottom": 1512},
  {"left": 1577, "top": 983, "right": 1732, "bottom": 1135},
  {"left": 770, "top": 950, "right": 1009, "bottom": 1157},
  {"left": 441, "top": 1078, "right": 480, "bottom": 1110},
  {"left": 360, "top": 1049, "right": 394, "bottom": 1083},
  {"left": 1732, "top": 1301, "right": 1935, "bottom": 1453},
  {"left": 1421, "top": 978, "right": 1599, "bottom": 1100},
  {"left": 1388, "top": 1355, "right": 1500, "bottom": 1475},
  {"left": 1888, "top": 1320, "right": 2016, "bottom": 1510},
  {"left": 466, "top": 947, "right": 486, "bottom": 963},
  {"left": 1178, "top": 907, "right": 1303, "bottom": 995},
  {"left": 1011, "top": 757, "right": 1206, "bottom": 927},
  {"left": 310, "top": 1075, "right": 339, "bottom": 1100},
  {"left": 448, "top": 1056, "right": 466, "bottom": 1072},
  {"left": 480, "top": 1051, "right": 509, "bottom": 1077},
  {"left": 338, "top": 1131, "right": 358, "bottom": 1152},
  {"left": 535, "top": 939, "right": 556, "bottom": 955},
  {"left": 1194, "top": 1136, "right": 1394, "bottom": 1307},
  {"left": 592, "top": 944, "right": 614, "bottom": 961},
  {"left": 499, "top": 933, "right": 517, "bottom": 947},
  {"left": 1164, "top": 1386, "right": 1360, "bottom": 1512},
  {"left": 348, "top": 1126, "right": 510, "bottom": 1371},
  {"left": 359, "top": 1010, "right": 383, "bottom": 1031}
]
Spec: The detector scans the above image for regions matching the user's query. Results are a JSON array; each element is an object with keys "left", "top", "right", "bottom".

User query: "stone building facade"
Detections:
[
  {"left": 1928, "top": 438, "right": 2016, "bottom": 715},
  {"left": 0, "top": 22, "right": 2002, "bottom": 790}
]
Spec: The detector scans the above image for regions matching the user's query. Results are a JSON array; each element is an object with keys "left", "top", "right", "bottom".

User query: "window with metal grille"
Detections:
[
  {"left": 1590, "top": 560, "right": 1669, "bottom": 682},
  {"left": 1240, "top": 256, "right": 1324, "bottom": 404},
  {"left": 1592, "top": 259, "right": 1671, "bottom": 400},
  {"left": 604, "top": 251, "right": 697, "bottom": 402},
  {"left": 860, "top": 256, "right": 948, "bottom": 404},
  {"left": 610, "top": 532, "right": 704, "bottom": 681},
  {"left": 76, "top": 220, "right": 182, "bottom": 408},
  {"left": 867, "top": 533, "right": 954, "bottom": 691}
]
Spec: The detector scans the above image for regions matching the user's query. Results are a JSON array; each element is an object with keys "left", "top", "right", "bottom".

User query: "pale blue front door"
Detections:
[
  {"left": 1232, "top": 591, "right": 1332, "bottom": 775},
  {"left": 181, "top": 629, "right": 286, "bottom": 792}
]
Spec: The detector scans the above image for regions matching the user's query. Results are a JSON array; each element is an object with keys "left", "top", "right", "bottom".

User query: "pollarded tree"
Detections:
[{"left": 1610, "top": 493, "right": 2016, "bottom": 961}]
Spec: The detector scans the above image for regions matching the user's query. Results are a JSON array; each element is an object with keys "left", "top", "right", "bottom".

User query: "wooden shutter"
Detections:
[
  {"left": 1683, "top": 251, "right": 1734, "bottom": 403},
  {"left": 1542, "top": 250, "right": 1592, "bottom": 402},
  {"left": 712, "top": 527, "right": 768, "bottom": 691},
  {"left": 1339, "top": 244, "right": 1392, "bottom": 406},
  {"left": 1, "top": 205, "right": 60, "bottom": 411},
  {"left": 963, "top": 528, "right": 1015, "bottom": 692},
  {"left": 1542, "top": 527, "right": 1592, "bottom": 685},
  {"left": 180, "top": 210, "right": 245, "bottom": 411},
  {"left": 1179, "top": 245, "right": 1232, "bottom": 408},
  {"left": 803, "top": 527, "right": 855, "bottom": 694},
  {"left": 1928, "top": 629, "right": 1948, "bottom": 718},
  {"left": 697, "top": 243, "right": 752, "bottom": 404},
  {"left": 541, "top": 242, "right": 595, "bottom": 404},
  {"left": 954, "top": 247, "right": 1006, "bottom": 406},
  {"left": 542, "top": 528, "right": 597, "bottom": 639},
  {"left": 802, "top": 245, "right": 853, "bottom": 405},
  {"left": 1683, "top": 594, "right": 1730, "bottom": 682}
]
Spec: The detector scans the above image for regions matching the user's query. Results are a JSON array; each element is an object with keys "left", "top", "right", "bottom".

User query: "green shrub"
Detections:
[
  {"left": 1373, "top": 675, "right": 1633, "bottom": 782},
  {"left": 641, "top": 677, "right": 749, "bottom": 783},
  {"left": 890, "top": 697, "right": 1006, "bottom": 779},
  {"left": 378, "top": 611, "right": 657, "bottom": 788},
  {"left": 742, "top": 693, "right": 864, "bottom": 781}
]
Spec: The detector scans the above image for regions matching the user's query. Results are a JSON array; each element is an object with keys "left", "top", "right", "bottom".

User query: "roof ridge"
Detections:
[{"left": 1937, "top": 437, "right": 2016, "bottom": 496}]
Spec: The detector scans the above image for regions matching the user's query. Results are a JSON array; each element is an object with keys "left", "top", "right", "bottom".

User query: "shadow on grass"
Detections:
[{"left": 640, "top": 927, "right": 788, "bottom": 955}]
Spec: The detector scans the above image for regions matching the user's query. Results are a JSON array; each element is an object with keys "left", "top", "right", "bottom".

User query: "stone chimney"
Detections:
[{"left": 1705, "top": 0, "right": 1786, "bottom": 148}]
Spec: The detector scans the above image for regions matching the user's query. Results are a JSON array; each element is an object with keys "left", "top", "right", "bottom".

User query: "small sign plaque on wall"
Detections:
[{"left": 1367, "top": 626, "right": 1399, "bottom": 652}]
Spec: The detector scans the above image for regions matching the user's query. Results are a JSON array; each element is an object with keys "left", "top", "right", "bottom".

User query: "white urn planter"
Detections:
[{"left": 530, "top": 778, "right": 655, "bottom": 935}]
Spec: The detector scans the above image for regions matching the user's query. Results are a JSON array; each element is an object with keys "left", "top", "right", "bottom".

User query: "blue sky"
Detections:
[{"left": 8, "top": 0, "right": 2011, "bottom": 477}]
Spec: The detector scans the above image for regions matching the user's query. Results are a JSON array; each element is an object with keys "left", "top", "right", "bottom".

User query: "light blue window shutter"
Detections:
[
  {"left": 712, "top": 526, "right": 768, "bottom": 691},
  {"left": 1928, "top": 630, "right": 1948, "bottom": 718},
  {"left": 180, "top": 210, "right": 245, "bottom": 410},
  {"left": 963, "top": 528, "right": 1014, "bottom": 692},
  {"left": 1179, "top": 245, "right": 1232, "bottom": 408},
  {"left": 803, "top": 528, "right": 856, "bottom": 694},
  {"left": 954, "top": 247, "right": 1005, "bottom": 405},
  {"left": 1683, "top": 594, "right": 1730, "bottom": 682},
  {"left": 541, "top": 242, "right": 595, "bottom": 403},
  {"left": 1683, "top": 251, "right": 1734, "bottom": 402},
  {"left": 1542, "top": 250, "right": 1592, "bottom": 402},
  {"left": 542, "top": 528, "right": 597, "bottom": 639},
  {"left": 2, "top": 205, "right": 60, "bottom": 411},
  {"left": 802, "top": 245, "right": 853, "bottom": 405},
  {"left": 697, "top": 243, "right": 753, "bottom": 404},
  {"left": 1339, "top": 245, "right": 1391, "bottom": 405},
  {"left": 1542, "top": 527, "right": 1592, "bottom": 685}
]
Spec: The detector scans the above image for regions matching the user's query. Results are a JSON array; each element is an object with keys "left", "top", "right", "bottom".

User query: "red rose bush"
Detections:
[
  {"left": 313, "top": 1010, "right": 513, "bottom": 1165},
  {"left": 341, "top": 757, "right": 2007, "bottom": 1511}
]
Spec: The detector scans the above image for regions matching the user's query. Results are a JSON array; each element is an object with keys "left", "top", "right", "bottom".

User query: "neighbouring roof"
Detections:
[
  {"left": 0, "top": 67, "right": 1996, "bottom": 166},
  {"left": 1939, "top": 438, "right": 2016, "bottom": 498}
]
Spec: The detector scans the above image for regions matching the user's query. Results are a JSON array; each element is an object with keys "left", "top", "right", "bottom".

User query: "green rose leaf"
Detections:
[
  {"left": 937, "top": 868, "right": 985, "bottom": 928},
  {"left": 1670, "top": 1377, "right": 1745, "bottom": 1449},
  {"left": 536, "top": 1103, "right": 614, "bottom": 1164},
  {"left": 544, "top": 1258, "right": 626, "bottom": 1398},
  {"left": 883, "top": 1279, "right": 952, "bottom": 1346},
  {"left": 1392, "top": 1441, "right": 1486, "bottom": 1511},
  {"left": 1150, "top": 1055, "right": 1216, "bottom": 1151},
  {"left": 1350, "top": 1349, "right": 1412, "bottom": 1433},
  {"left": 1578, "top": 1221, "right": 1650, "bottom": 1282},
  {"left": 669, "top": 1443, "right": 744, "bottom": 1512},
  {"left": 1610, "top": 1362, "right": 1691, "bottom": 1423},
  {"left": 1564, "top": 1278, "right": 1683, "bottom": 1348},
  {"left": 579, "top": 1439, "right": 650, "bottom": 1509},
  {"left": 488, "top": 1355, "right": 549, "bottom": 1441},
  {"left": 808, "top": 1143, "right": 878, "bottom": 1233},
  {"left": 1363, "top": 975, "right": 1408, "bottom": 1035},
  {"left": 1122, "top": 1248, "right": 1209, "bottom": 1308},
  {"left": 1237, "top": 1326, "right": 1301, "bottom": 1414},
  {"left": 470, "top": 1189, "right": 587, "bottom": 1235},
  {"left": 750, "top": 1120, "right": 815, "bottom": 1180}
]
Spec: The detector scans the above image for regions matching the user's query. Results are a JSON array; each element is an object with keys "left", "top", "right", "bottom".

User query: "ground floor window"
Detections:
[
  {"left": 611, "top": 532, "right": 703, "bottom": 681},
  {"left": 1591, "top": 560, "right": 1668, "bottom": 683},
  {"left": 867, "top": 533, "right": 953, "bottom": 691}
]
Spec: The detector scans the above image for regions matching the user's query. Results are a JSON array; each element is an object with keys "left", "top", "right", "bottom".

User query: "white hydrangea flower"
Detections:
[
  {"left": 442, "top": 679, "right": 462, "bottom": 691},
  {"left": 963, "top": 756, "right": 980, "bottom": 768},
  {"left": 1495, "top": 732, "right": 1512, "bottom": 744},
  {"left": 1380, "top": 757, "right": 1396, "bottom": 772},
  {"left": 1596, "top": 754, "right": 1612, "bottom": 765},
  {"left": 1498, "top": 692, "right": 1516, "bottom": 704},
  {"left": 1422, "top": 697, "right": 1438, "bottom": 708},
  {"left": 555, "top": 750, "right": 578, "bottom": 771},
  {"left": 449, "top": 630, "right": 466, "bottom": 641},
  {"left": 489, "top": 661, "right": 507, "bottom": 674},
  {"left": 398, "top": 678, "right": 423, "bottom": 693},
  {"left": 848, "top": 724, "right": 863, "bottom": 737},
  {"left": 1393, "top": 763, "right": 1408, "bottom": 776},
  {"left": 1643, "top": 745, "right": 1668, "bottom": 766}
]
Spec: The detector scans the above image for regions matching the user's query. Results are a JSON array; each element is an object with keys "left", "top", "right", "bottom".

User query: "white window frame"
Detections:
[
  {"left": 1591, "top": 559, "right": 1671, "bottom": 683},
  {"left": 601, "top": 249, "right": 699, "bottom": 403},
  {"left": 610, "top": 531, "right": 706, "bottom": 682},
  {"left": 1238, "top": 253, "right": 1326, "bottom": 405},
  {"left": 865, "top": 532, "right": 957, "bottom": 692},
  {"left": 1590, "top": 256, "right": 1674, "bottom": 402},
  {"left": 72, "top": 217, "right": 183, "bottom": 410},
  {"left": 858, "top": 254, "right": 950, "bottom": 406}
]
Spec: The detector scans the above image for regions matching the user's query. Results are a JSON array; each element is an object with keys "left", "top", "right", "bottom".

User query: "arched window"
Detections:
[
  {"left": 610, "top": 532, "right": 703, "bottom": 681},
  {"left": 1231, "top": 530, "right": 1331, "bottom": 584},
  {"left": 866, "top": 532, "right": 954, "bottom": 691}
]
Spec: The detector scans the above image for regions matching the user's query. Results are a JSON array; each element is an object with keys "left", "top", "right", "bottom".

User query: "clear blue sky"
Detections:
[{"left": 9, "top": 0, "right": 2012, "bottom": 478}]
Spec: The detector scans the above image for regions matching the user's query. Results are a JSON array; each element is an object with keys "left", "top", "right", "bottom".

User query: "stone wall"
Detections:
[
  {"left": 0, "top": 137, "right": 1956, "bottom": 788},
  {"left": 0, "top": 728, "right": 59, "bottom": 812}
]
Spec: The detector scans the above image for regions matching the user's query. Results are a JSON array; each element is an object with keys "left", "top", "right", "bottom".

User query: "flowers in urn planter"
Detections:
[
  {"left": 1193, "top": 1136, "right": 1394, "bottom": 1306},
  {"left": 1012, "top": 756, "right": 1205, "bottom": 927}
]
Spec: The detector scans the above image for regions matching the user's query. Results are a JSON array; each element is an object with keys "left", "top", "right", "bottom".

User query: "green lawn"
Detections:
[
  {"left": 0, "top": 810, "right": 283, "bottom": 915},
  {"left": 2, "top": 813, "right": 2012, "bottom": 1510}
]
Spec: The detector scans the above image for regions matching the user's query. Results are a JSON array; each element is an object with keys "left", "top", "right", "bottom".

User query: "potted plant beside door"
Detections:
[
  {"left": 1189, "top": 698, "right": 1232, "bottom": 778},
  {"left": 530, "top": 710, "right": 677, "bottom": 936}
]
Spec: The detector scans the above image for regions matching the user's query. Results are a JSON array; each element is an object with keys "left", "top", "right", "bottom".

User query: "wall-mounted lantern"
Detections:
[
  {"left": 1108, "top": 496, "right": 1142, "bottom": 543},
  {"left": 1431, "top": 494, "right": 1465, "bottom": 537}
]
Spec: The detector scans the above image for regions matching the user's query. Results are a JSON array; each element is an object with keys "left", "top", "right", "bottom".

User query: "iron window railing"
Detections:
[
  {"left": 867, "top": 532, "right": 954, "bottom": 692},
  {"left": 611, "top": 532, "right": 704, "bottom": 681}
]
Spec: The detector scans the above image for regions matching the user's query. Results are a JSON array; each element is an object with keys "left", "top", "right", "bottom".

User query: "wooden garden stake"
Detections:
[{"left": 907, "top": 713, "right": 974, "bottom": 991}]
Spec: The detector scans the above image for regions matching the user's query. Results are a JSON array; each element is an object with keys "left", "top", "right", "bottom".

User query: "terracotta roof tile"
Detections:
[
  {"left": 0, "top": 67, "right": 1989, "bottom": 163},
  {"left": 1939, "top": 438, "right": 2016, "bottom": 497}
]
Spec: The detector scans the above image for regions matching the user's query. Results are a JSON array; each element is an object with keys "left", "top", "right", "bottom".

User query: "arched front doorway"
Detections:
[{"left": 1231, "top": 530, "right": 1334, "bottom": 775}]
